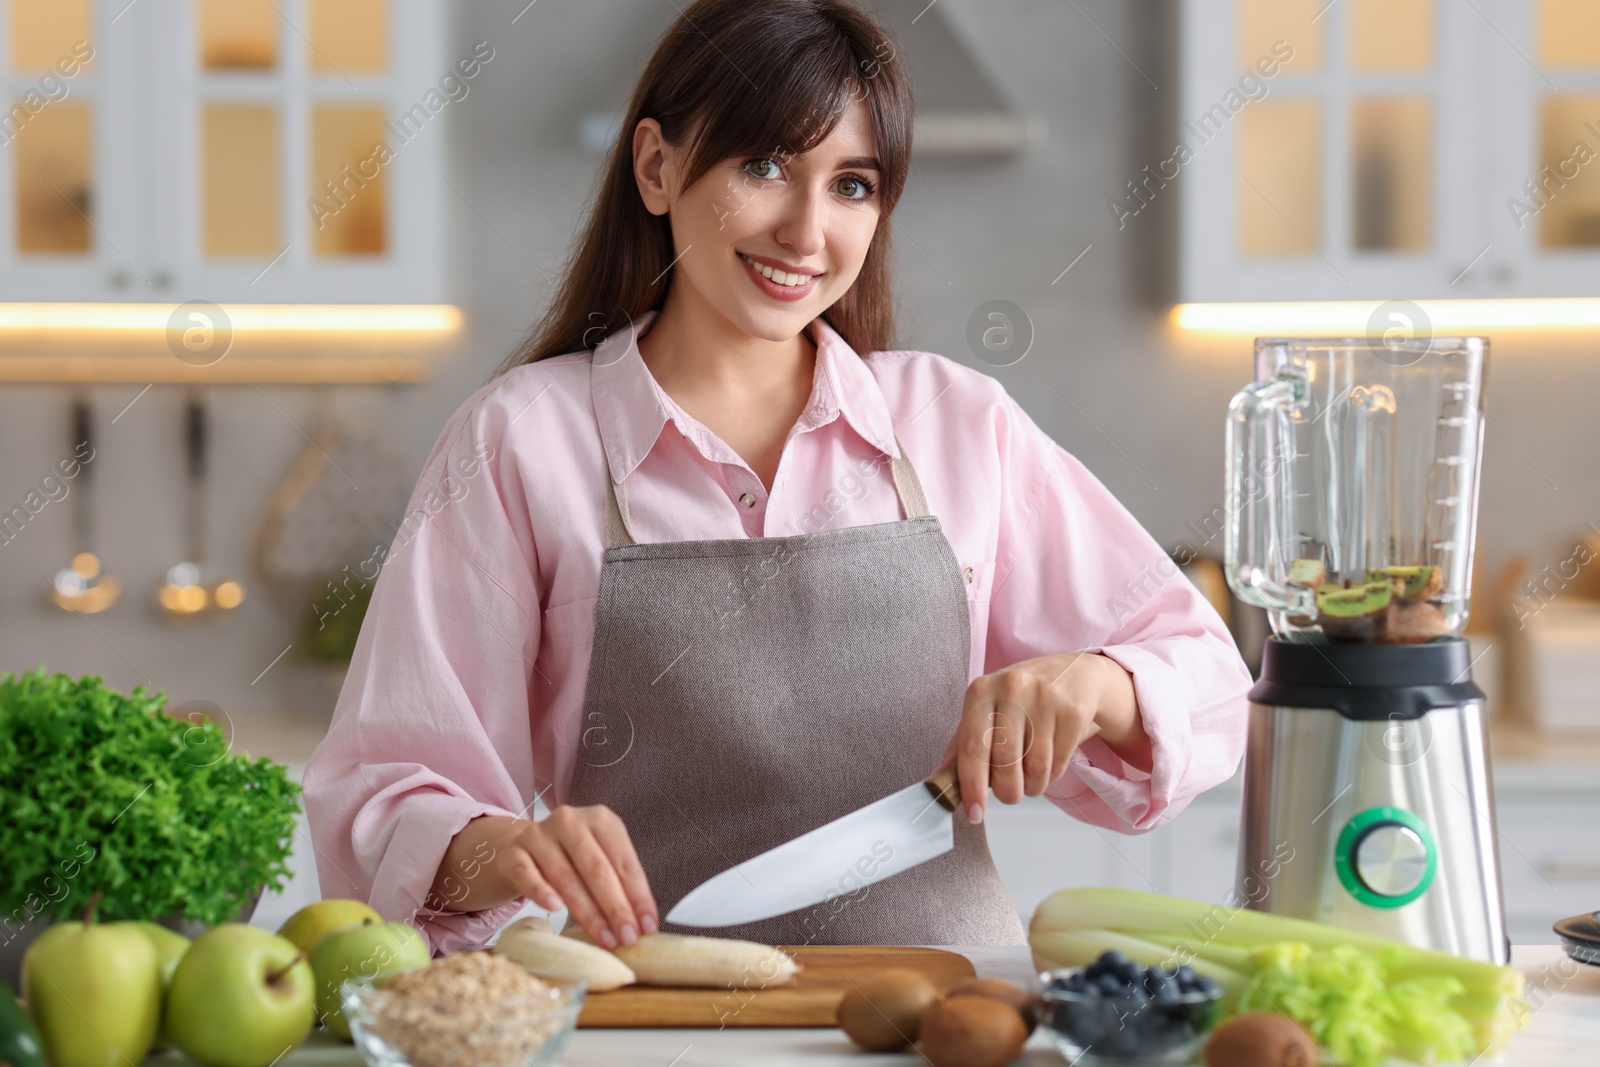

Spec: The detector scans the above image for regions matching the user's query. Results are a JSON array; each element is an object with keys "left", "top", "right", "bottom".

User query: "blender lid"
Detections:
[
  {"left": 1555, "top": 911, "right": 1600, "bottom": 967},
  {"left": 1249, "top": 637, "right": 1486, "bottom": 721}
]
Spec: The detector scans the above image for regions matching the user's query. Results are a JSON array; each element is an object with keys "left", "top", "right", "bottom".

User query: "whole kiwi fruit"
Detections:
[
  {"left": 836, "top": 968, "right": 940, "bottom": 1051},
  {"left": 1204, "top": 1012, "right": 1319, "bottom": 1067},
  {"left": 943, "top": 977, "right": 1037, "bottom": 1034},
  {"left": 916, "top": 994, "right": 1029, "bottom": 1067}
]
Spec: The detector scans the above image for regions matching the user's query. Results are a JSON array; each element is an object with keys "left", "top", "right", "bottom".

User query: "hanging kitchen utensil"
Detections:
[
  {"left": 156, "top": 390, "right": 245, "bottom": 616},
  {"left": 48, "top": 396, "right": 121, "bottom": 613},
  {"left": 252, "top": 387, "right": 412, "bottom": 603}
]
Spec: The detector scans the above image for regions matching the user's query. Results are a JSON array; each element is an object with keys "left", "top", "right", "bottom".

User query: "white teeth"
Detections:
[{"left": 741, "top": 253, "right": 812, "bottom": 287}]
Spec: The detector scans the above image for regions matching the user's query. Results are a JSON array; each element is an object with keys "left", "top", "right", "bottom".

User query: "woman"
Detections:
[{"left": 304, "top": 0, "right": 1251, "bottom": 953}]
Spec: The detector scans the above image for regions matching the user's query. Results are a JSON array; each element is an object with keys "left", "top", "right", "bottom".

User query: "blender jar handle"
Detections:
[{"left": 1224, "top": 377, "right": 1314, "bottom": 616}]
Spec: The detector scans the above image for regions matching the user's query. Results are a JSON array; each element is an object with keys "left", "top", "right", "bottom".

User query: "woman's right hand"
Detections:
[{"left": 433, "top": 806, "right": 658, "bottom": 948}]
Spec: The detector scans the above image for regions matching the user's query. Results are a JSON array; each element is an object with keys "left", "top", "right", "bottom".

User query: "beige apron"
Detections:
[{"left": 566, "top": 439, "right": 1025, "bottom": 945}]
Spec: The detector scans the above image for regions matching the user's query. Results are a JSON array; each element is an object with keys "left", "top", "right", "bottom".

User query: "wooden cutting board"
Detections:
[{"left": 576, "top": 945, "right": 975, "bottom": 1028}]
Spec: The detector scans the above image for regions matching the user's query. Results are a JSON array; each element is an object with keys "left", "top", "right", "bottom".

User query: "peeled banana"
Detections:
[
  {"left": 492, "top": 917, "right": 637, "bottom": 991},
  {"left": 610, "top": 933, "right": 799, "bottom": 989}
]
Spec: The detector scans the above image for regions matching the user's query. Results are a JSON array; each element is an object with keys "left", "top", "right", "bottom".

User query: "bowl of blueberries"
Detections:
[{"left": 1037, "top": 950, "right": 1224, "bottom": 1064}]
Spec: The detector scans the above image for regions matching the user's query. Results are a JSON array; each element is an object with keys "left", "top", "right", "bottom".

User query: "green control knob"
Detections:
[{"left": 1334, "top": 806, "right": 1438, "bottom": 908}]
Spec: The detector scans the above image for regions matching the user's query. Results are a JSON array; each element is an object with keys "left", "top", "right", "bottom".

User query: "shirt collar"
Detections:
[{"left": 590, "top": 309, "right": 901, "bottom": 485}]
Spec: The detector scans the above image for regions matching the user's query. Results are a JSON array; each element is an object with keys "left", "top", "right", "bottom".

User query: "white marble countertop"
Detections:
[{"left": 146, "top": 944, "right": 1597, "bottom": 1066}]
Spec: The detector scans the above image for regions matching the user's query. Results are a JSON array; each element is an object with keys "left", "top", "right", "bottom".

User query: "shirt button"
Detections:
[
  {"left": 962, "top": 566, "right": 975, "bottom": 583},
  {"left": 739, "top": 492, "right": 757, "bottom": 509}
]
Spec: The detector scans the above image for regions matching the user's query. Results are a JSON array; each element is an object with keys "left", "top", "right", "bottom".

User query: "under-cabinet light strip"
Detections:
[
  {"left": 0, "top": 304, "right": 462, "bottom": 332},
  {"left": 1172, "top": 299, "right": 1600, "bottom": 333}
]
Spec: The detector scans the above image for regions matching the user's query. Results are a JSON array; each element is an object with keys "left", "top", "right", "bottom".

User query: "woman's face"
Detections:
[{"left": 634, "top": 98, "right": 883, "bottom": 342}]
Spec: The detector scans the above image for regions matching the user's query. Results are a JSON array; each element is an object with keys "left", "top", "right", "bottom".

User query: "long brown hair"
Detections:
[{"left": 497, "top": 0, "right": 914, "bottom": 374}]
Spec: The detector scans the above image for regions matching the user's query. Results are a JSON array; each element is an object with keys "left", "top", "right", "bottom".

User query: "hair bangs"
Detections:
[{"left": 677, "top": 31, "right": 875, "bottom": 191}]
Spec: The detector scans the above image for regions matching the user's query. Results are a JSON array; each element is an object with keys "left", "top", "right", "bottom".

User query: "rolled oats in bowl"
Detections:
[{"left": 343, "top": 950, "right": 586, "bottom": 1067}]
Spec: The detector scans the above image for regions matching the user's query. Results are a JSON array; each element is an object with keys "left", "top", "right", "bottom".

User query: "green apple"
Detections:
[
  {"left": 276, "top": 898, "right": 382, "bottom": 956},
  {"left": 165, "top": 923, "right": 314, "bottom": 1067},
  {"left": 21, "top": 896, "right": 161, "bottom": 1067},
  {"left": 130, "top": 921, "right": 190, "bottom": 1050},
  {"left": 310, "top": 919, "right": 431, "bottom": 1040}
]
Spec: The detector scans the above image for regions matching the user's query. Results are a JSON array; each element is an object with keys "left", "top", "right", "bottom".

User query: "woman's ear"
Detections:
[{"left": 632, "top": 118, "right": 674, "bottom": 217}]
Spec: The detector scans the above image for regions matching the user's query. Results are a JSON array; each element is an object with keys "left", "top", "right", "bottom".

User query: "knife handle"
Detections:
[{"left": 923, "top": 765, "right": 961, "bottom": 813}]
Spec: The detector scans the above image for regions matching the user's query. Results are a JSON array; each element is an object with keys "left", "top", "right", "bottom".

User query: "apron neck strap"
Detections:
[{"left": 606, "top": 436, "right": 928, "bottom": 547}]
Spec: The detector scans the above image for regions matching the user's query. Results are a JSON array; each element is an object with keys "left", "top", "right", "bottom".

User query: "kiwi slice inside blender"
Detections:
[
  {"left": 1315, "top": 581, "right": 1392, "bottom": 641},
  {"left": 1365, "top": 565, "right": 1442, "bottom": 601},
  {"left": 1316, "top": 581, "right": 1391, "bottom": 618}
]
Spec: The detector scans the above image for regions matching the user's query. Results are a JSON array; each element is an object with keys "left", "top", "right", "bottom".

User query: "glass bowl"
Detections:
[
  {"left": 1036, "top": 967, "right": 1222, "bottom": 1065},
  {"left": 342, "top": 967, "right": 586, "bottom": 1067}
]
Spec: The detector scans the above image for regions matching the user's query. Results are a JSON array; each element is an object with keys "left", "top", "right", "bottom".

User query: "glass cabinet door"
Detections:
[
  {"left": 0, "top": 0, "right": 145, "bottom": 299},
  {"left": 0, "top": 0, "right": 445, "bottom": 305},
  {"left": 1182, "top": 0, "right": 1488, "bottom": 302},
  {"left": 143, "top": 0, "right": 445, "bottom": 304},
  {"left": 1489, "top": 0, "right": 1600, "bottom": 297}
]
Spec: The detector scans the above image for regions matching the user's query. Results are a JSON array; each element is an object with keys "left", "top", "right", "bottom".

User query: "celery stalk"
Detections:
[
  {"left": 1120, "top": 929, "right": 1255, "bottom": 975},
  {"left": 1031, "top": 888, "right": 1519, "bottom": 1000}
]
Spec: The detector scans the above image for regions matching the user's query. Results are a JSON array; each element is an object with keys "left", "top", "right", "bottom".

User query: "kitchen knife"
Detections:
[{"left": 665, "top": 766, "right": 962, "bottom": 928}]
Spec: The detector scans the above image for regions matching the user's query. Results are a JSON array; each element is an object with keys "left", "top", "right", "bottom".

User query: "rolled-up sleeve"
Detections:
[
  {"left": 303, "top": 393, "right": 543, "bottom": 955},
  {"left": 985, "top": 394, "right": 1251, "bottom": 834}
]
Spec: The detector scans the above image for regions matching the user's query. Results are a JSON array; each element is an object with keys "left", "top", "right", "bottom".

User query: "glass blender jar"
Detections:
[
  {"left": 1223, "top": 337, "right": 1507, "bottom": 965},
  {"left": 1225, "top": 336, "right": 1486, "bottom": 642}
]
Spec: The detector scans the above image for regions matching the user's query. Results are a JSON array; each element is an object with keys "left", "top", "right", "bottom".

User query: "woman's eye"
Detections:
[
  {"left": 836, "top": 175, "right": 876, "bottom": 200},
  {"left": 744, "top": 157, "right": 781, "bottom": 180}
]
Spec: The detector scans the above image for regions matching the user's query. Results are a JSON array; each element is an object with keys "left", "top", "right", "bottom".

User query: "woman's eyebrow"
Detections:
[{"left": 834, "top": 156, "right": 881, "bottom": 171}]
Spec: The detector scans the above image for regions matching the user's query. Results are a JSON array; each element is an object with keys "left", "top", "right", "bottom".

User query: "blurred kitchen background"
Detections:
[{"left": 2, "top": 0, "right": 1599, "bottom": 943}]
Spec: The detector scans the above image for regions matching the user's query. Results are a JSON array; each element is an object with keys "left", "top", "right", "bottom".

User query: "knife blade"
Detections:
[{"left": 665, "top": 766, "right": 962, "bottom": 928}]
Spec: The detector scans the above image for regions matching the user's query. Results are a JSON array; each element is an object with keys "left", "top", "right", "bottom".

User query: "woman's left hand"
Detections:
[{"left": 941, "top": 651, "right": 1151, "bottom": 824}]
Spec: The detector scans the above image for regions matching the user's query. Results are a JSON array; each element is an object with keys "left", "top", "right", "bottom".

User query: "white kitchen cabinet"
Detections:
[
  {"left": 1179, "top": 0, "right": 1600, "bottom": 302},
  {"left": 0, "top": 0, "right": 448, "bottom": 304},
  {"left": 1488, "top": 0, "right": 1600, "bottom": 297}
]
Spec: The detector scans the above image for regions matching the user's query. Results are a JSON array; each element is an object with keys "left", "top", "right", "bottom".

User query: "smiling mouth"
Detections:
[{"left": 738, "top": 252, "right": 819, "bottom": 288}]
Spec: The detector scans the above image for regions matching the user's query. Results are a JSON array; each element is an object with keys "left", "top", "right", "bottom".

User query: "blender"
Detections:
[{"left": 1224, "top": 336, "right": 1508, "bottom": 965}]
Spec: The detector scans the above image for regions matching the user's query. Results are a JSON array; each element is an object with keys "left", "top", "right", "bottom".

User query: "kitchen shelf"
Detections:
[
  {"left": 0, "top": 351, "right": 432, "bottom": 383},
  {"left": 0, "top": 301, "right": 460, "bottom": 382}
]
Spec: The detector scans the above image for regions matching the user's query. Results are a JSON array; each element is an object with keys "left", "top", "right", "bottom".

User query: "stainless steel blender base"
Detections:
[{"left": 1238, "top": 698, "right": 1510, "bottom": 964}]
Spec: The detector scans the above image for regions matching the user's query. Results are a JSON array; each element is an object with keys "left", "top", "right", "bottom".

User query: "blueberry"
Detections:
[
  {"left": 1097, "top": 973, "right": 1128, "bottom": 997},
  {"left": 1175, "top": 965, "right": 1198, "bottom": 987},
  {"left": 1152, "top": 979, "right": 1182, "bottom": 1002},
  {"left": 1046, "top": 970, "right": 1090, "bottom": 993},
  {"left": 1098, "top": 950, "right": 1129, "bottom": 971},
  {"left": 1194, "top": 976, "right": 1223, "bottom": 999},
  {"left": 1144, "top": 972, "right": 1173, "bottom": 998},
  {"left": 1116, "top": 961, "right": 1143, "bottom": 986}
]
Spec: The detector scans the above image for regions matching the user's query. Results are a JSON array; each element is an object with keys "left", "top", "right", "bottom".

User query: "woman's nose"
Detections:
[{"left": 772, "top": 185, "right": 828, "bottom": 259}]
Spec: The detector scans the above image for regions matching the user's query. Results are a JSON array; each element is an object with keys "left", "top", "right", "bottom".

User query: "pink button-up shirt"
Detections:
[{"left": 303, "top": 309, "right": 1252, "bottom": 954}]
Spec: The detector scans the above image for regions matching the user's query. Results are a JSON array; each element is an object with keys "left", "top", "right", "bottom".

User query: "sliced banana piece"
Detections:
[
  {"left": 609, "top": 932, "right": 799, "bottom": 989},
  {"left": 492, "top": 917, "right": 637, "bottom": 991}
]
